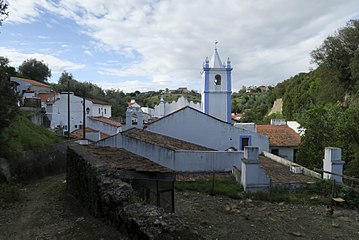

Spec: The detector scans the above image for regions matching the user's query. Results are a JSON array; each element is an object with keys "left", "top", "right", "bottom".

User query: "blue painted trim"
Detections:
[
  {"left": 239, "top": 135, "right": 252, "bottom": 150},
  {"left": 204, "top": 69, "right": 210, "bottom": 114},
  {"left": 226, "top": 68, "right": 232, "bottom": 123}
]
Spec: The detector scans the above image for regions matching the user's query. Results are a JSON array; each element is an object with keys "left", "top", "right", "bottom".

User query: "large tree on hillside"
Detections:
[
  {"left": 311, "top": 19, "right": 359, "bottom": 93},
  {"left": 0, "top": 57, "right": 18, "bottom": 137},
  {"left": 18, "top": 58, "right": 51, "bottom": 82}
]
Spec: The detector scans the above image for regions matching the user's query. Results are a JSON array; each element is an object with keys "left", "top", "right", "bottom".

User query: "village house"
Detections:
[{"left": 257, "top": 119, "right": 301, "bottom": 162}]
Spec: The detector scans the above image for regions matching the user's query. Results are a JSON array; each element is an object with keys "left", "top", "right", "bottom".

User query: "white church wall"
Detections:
[
  {"left": 147, "top": 107, "right": 269, "bottom": 153},
  {"left": 152, "top": 96, "right": 201, "bottom": 117}
]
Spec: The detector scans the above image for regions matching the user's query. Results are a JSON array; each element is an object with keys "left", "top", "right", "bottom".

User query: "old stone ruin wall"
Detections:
[{"left": 66, "top": 144, "right": 203, "bottom": 240}]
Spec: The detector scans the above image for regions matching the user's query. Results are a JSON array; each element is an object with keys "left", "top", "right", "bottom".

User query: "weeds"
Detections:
[
  {"left": 175, "top": 176, "right": 243, "bottom": 199},
  {"left": 0, "top": 183, "right": 24, "bottom": 203}
]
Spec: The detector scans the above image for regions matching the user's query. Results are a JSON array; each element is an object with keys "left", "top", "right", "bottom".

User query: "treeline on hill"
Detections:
[
  {"left": 233, "top": 20, "right": 359, "bottom": 176},
  {"left": 271, "top": 20, "right": 359, "bottom": 176},
  {"left": 52, "top": 71, "right": 201, "bottom": 118}
]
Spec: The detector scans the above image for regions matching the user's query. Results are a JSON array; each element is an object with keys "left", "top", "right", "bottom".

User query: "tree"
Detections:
[
  {"left": 311, "top": 19, "right": 359, "bottom": 93},
  {"left": 18, "top": 58, "right": 51, "bottom": 82},
  {"left": 0, "top": 74, "right": 18, "bottom": 155},
  {"left": 0, "top": 0, "right": 8, "bottom": 26}
]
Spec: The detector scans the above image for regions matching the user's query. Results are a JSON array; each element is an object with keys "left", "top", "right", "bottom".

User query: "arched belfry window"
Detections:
[{"left": 214, "top": 74, "right": 221, "bottom": 85}]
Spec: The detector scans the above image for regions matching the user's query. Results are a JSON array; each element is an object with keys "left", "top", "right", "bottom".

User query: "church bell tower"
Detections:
[{"left": 201, "top": 42, "right": 232, "bottom": 123}]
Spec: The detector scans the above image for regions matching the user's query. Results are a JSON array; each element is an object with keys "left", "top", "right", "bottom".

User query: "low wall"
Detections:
[
  {"left": 174, "top": 151, "right": 242, "bottom": 172},
  {"left": 7, "top": 141, "right": 70, "bottom": 182},
  {"left": 67, "top": 144, "right": 203, "bottom": 239}
]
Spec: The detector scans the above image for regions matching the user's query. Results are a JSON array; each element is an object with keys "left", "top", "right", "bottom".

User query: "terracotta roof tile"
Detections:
[
  {"left": 86, "top": 145, "right": 173, "bottom": 173},
  {"left": 89, "top": 116, "right": 121, "bottom": 127},
  {"left": 37, "top": 92, "right": 59, "bottom": 104},
  {"left": 259, "top": 156, "right": 314, "bottom": 184},
  {"left": 122, "top": 128, "right": 214, "bottom": 151},
  {"left": 71, "top": 127, "right": 109, "bottom": 140},
  {"left": 86, "top": 97, "right": 111, "bottom": 105},
  {"left": 257, "top": 124, "right": 301, "bottom": 147},
  {"left": 11, "top": 77, "right": 52, "bottom": 88}
]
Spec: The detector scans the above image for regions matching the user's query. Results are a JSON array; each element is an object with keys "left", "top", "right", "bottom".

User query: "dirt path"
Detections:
[
  {"left": 176, "top": 191, "right": 359, "bottom": 240},
  {"left": 0, "top": 174, "right": 127, "bottom": 240}
]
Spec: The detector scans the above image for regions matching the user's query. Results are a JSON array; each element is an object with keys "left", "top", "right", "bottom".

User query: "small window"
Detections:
[
  {"left": 271, "top": 149, "right": 279, "bottom": 155},
  {"left": 98, "top": 108, "right": 100, "bottom": 114},
  {"left": 75, "top": 125, "right": 78, "bottom": 128},
  {"left": 214, "top": 74, "right": 221, "bottom": 85},
  {"left": 64, "top": 125, "right": 67, "bottom": 130},
  {"left": 104, "top": 109, "right": 106, "bottom": 114}
]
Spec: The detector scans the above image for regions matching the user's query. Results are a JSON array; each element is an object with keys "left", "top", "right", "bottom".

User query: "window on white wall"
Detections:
[
  {"left": 98, "top": 108, "right": 100, "bottom": 114},
  {"left": 104, "top": 108, "right": 106, "bottom": 114}
]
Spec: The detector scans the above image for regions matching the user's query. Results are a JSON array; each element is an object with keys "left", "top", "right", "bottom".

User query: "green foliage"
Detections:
[
  {"left": 0, "top": 183, "right": 24, "bottom": 203},
  {"left": 0, "top": 62, "right": 19, "bottom": 134},
  {"left": 175, "top": 176, "right": 243, "bottom": 199},
  {"left": 18, "top": 58, "right": 51, "bottom": 82},
  {"left": 0, "top": 0, "right": 8, "bottom": 26},
  {"left": 296, "top": 104, "right": 342, "bottom": 169},
  {"left": 311, "top": 19, "right": 359, "bottom": 93},
  {"left": 0, "top": 113, "right": 61, "bottom": 159},
  {"left": 231, "top": 90, "right": 274, "bottom": 123}
]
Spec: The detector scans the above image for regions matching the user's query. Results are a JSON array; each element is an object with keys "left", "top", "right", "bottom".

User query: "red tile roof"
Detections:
[
  {"left": 12, "top": 77, "right": 52, "bottom": 88},
  {"left": 86, "top": 97, "right": 111, "bottom": 105},
  {"left": 37, "top": 92, "right": 60, "bottom": 104},
  {"left": 259, "top": 156, "right": 314, "bottom": 184},
  {"left": 88, "top": 116, "right": 121, "bottom": 127},
  {"left": 257, "top": 124, "right": 301, "bottom": 147},
  {"left": 71, "top": 128, "right": 109, "bottom": 140},
  {"left": 122, "top": 128, "right": 214, "bottom": 151}
]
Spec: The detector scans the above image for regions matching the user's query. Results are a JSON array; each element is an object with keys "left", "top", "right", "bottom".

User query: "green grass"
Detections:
[
  {"left": 0, "top": 112, "right": 63, "bottom": 159},
  {"left": 0, "top": 183, "right": 24, "bottom": 203},
  {"left": 175, "top": 176, "right": 243, "bottom": 199}
]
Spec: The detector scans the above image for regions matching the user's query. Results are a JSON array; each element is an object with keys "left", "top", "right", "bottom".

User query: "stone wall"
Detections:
[
  {"left": 67, "top": 144, "right": 203, "bottom": 239},
  {"left": 6, "top": 141, "right": 70, "bottom": 182}
]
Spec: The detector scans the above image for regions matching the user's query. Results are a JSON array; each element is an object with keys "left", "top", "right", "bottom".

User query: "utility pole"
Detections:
[
  {"left": 67, "top": 80, "right": 70, "bottom": 138},
  {"left": 83, "top": 95, "right": 86, "bottom": 140}
]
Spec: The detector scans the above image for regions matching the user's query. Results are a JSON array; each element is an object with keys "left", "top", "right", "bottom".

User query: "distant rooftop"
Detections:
[
  {"left": 11, "top": 76, "right": 52, "bottom": 88},
  {"left": 86, "top": 145, "right": 173, "bottom": 173},
  {"left": 122, "top": 128, "right": 214, "bottom": 151},
  {"left": 257, "top": 124, "right": 301, "bottom": 147},
  {"left": 89, "top": 116, "right": 121, "bottom": 127}
]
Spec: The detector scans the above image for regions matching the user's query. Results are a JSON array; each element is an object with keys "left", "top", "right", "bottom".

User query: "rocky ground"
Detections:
[
  {"left": 176, "top": 191, "right": 359, "bottom": 240},
  {"left": 1, "top": 174, "right": 359, "bottom": 239}
]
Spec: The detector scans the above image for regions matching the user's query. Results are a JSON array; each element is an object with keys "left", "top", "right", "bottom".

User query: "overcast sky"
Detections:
[{"left": 1, "top": 0, "right": 359, "bottom": 92}]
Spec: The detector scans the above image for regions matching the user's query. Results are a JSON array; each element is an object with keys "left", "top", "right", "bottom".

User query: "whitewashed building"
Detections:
[
  {"left": 38, "top": 92, "right": 113, "bottom": 135},
  {"left": 145, "top": 106, "right": 269, "bottom": 153}
]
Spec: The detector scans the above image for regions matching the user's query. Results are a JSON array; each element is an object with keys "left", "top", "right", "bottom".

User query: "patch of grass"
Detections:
[
  {"left": 0, "top": 183, "right": 24, "bottom": 203},
  {"left": 0, "top": 112, "right": 62, "bottom": 159},
  {"left": 175, "top": 176, "right": 243, "bottom": 199}
]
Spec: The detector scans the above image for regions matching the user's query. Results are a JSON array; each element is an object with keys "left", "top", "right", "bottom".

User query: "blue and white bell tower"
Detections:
[{"left": 201, "top": 42, "right": 232, "bottom": 123}]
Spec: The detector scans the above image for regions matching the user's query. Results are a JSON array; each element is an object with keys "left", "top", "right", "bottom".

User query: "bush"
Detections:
[{"left": 0, "top": 183, "right": 24, "bottom": 202}]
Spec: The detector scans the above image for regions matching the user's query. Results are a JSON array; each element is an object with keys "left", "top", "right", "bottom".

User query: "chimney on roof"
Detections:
[
  {"left": 323, "top": 147, "right": 344, "bottom": 183},
  {"left": 241, "top": 146, "right": 270, "bottom": 192},
  {"left": 270, "top": 119, "right": 287, "bottom": 125}
]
